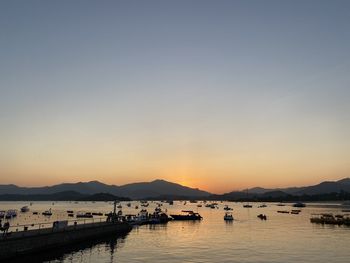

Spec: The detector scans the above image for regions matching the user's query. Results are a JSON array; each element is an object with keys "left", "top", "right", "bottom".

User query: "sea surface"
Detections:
[{"left": 1, "top": 201, "right": 349, "bottom": 263}]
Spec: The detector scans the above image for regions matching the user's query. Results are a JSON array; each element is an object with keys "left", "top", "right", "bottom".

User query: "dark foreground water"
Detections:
[{"left": 1, "top": 201, "right": 349, "bottom": 263}]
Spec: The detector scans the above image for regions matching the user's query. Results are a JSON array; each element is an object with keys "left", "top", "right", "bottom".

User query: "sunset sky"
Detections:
[{"left": 1, "top": 0, "right": 349, "bottom": 193}]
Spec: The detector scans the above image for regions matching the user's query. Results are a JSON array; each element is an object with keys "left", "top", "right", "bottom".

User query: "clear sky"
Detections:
[{"left": 1, "top": 0, "right": 349, "bottom": 193}]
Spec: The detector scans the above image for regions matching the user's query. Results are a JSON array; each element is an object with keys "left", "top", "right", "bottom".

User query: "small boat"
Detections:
[
  {"left": 293, "top": 202, "right": 306, "bottom": 208},
  {"left": 91, "top": 212, "right": 103, "bottom": 216},
  {"left": 170, "top": 210, "right": 202, "bottom": 220},
  {"left": 76, "top": 212, "right": 93, "bottom": 218},
  {"left": 21, "top": 206, "right": 30, "bottom": 212},
  {"left": 32, "top": 211, "right": 38, "bottom": 215},
  {"left": 135, "top": 205, "right": 139, "bottom": 209},
  {"left": 257, "top": 214, "right": 267, "bottom": 220},
  {"left": 42, "top": 209, "right": 52, "bottom": 216},
  {"left": 258, "top": 204, "right": 267, "bottom": 208},
  {"left": 224, "top": 212, "right": 234, "bottom": 221},
  {"left": 243, "top": 204, "right": 252, "bottom": 208},
  {"left": 127, "top": 203, "right": 131, "bottom": 207},
  {"left": 224, "top": 205, "right": 233, "bottom": 211},
  {"left": 291, "top": 209, "right": 301, "bottom": 214},
  {"left": 5, "top": 210, "right": 18, "bottom": 219},
  {"left": 197, "top": 204, "right": 202, "bottom": 207},
  {"left": 117, "top": 205, "right": 122, "bottom": 209},
  {"left": 0, "top": 210, "right": 6, "bottom": 218},
  {"left": 276, "top": 203, "right": 285, "bottom": 206},
  {"left": 67, "top": 210, "right": 74, "bottom": 214},
  {"left": 277, "top": 210, "right": 289, "bottom": 214}
]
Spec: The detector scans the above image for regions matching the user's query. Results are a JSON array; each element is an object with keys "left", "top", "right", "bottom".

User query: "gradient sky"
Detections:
[{"left": 1, "top": 0, "right": 349, "bottom": 193}]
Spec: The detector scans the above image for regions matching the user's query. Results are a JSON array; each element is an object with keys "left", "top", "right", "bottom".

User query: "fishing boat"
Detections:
[
  {"left": 170, "top": 210, "right": 202, "bottom": 220},
  {"left": 42, "top": 209, "right": 52, "bottom": 216},
  {"left": 20, "top": 206, "right": 30, "bottom": 213},
  {"left": 224, "top": 212, "right": 234, "bottom": 221}
]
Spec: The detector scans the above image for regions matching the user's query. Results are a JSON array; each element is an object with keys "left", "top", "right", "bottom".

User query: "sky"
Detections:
[{"left": 0, "top": 0, "right": 349, "bottom": 193}]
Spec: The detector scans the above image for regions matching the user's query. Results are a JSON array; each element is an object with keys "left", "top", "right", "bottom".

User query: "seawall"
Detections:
[{"left": 0, "top": 221, "right": 132, "bottom": 260}]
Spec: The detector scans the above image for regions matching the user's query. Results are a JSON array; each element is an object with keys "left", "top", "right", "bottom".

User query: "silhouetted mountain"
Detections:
[
  {"left": 245, "top": 178, "right": 350, "bottom": 196},
  {"left": 0, "top": 191, "right": 130, "bottom": 201},
  {"left": 0, "top": 179, "right": 210, "bottom": 199}
]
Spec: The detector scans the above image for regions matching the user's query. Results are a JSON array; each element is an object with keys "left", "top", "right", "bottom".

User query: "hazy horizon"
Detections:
[{"left": 1, "top": 0, "right": 350, "bottom": 193}]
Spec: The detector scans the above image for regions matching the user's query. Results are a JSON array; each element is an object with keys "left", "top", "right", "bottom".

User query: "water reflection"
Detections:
[{"left": 6, "top": 233, "right": 129, "bottom": 263}]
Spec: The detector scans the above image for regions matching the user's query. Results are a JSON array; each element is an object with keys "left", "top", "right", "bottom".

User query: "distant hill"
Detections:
[
  {"left": 0, "top": 179, "right": 210, "bottom": 199},
  {"left": 0, "top": 191, "right": 130, "bottom": 201},
  {"left": 245, "top": 178, "right": 350, "bottom": 196}
]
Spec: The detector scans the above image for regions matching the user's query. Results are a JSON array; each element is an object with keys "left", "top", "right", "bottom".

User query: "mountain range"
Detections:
[
  {"left": 0, "top": 179, "right": 210, "bottom": 199},
  {"left": 0, "top": 178, "right": 349, "bottom": 200}
]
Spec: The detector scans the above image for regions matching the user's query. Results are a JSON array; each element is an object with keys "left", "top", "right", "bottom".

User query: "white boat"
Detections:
[
  {"left": 224, "top": 212, "right": 234, "bottom": 221},
  {"left": 21, "top": 206, "right": 30, "bottom": 212}
]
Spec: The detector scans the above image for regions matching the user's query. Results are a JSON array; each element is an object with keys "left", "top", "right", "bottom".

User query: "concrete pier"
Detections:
[{"left": 0, "top": 221, "right": 132, "bottom": 260}]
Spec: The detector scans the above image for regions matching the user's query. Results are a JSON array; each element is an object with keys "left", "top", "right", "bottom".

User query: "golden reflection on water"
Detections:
[{"left": 1, "top": 201, "right": 350, "bottom": 263}]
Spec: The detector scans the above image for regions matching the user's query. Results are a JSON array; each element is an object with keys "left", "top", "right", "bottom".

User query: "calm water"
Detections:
[{"left": 1, "top": 201, "right": 349, "bottom": 263}]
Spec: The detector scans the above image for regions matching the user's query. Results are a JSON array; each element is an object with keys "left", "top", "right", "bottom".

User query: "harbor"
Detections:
[{"left": 1, "top": 200, "right": 350, "bottom": 262}]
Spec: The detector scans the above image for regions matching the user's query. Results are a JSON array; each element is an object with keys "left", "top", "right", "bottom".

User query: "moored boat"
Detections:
[
  {"left": 224, "top": 212, "right": 234, "bottom": 221},
  {"left": 293, "top": 202, "right": 306, "bottom": 208},
  {"left": 21, "top": 206, "right": 30, "bottom": 213},
  {"left": 42, "top": 209, "right": 52, "bottom": 216},
  {"left": 171, "top": 210, "right": 202, "bottom": 220},
  {"left": 5, "top": 210, "right": 17, "bottom": 219}
]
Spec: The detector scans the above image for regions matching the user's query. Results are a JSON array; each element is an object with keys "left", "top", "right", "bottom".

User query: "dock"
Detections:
[{"left": 0, "top": 214, "right": 132, "bottom": 260}]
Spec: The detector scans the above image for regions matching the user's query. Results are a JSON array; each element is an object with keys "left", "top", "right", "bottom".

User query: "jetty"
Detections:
[{"left": 0, "top": 202, "right": 132, "bottom": 260}]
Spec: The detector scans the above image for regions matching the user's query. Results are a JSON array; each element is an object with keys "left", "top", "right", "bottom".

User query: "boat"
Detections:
[
  {"left": 170, "top": 210, "right": 202, "bottom": 220},
  {"left": 5, "top": 210, "right": 18, "bottom": 219},
  {"left": 291, "top": 209, "right": 301, "bottom": 214},
  {"left": 127, "top": 203, "right": 131, "bottom": 207},
  {"left": 0, "top": 211, "right": 6, "bottom": 218},
  {"left": 310, "top": 214, "right": 350, "bottom": 225},
  {"left": 277, "top": 210, "right": 289, "bottom": 214},
  {"left": 21, "top": 206, "right": 30, "bottom": 213},
  {"left": 117, "top": 205, "right": 122, "bottom": 209},
  {"left": 224, "top": 212, "right": 234, "bottom": 221},
  {"left": 276, "top": 203, "right": 285, "bottom": 206},
  {"left": 76, "top": 212, "right": 93, "bottom": 218},
  {"left": 224, "top": 205, "right": 233, "bottom": 211},
  {"left": 42, "top": 209, "right": 52, "bottom": 216},
  {"left": 197, "top": 204, "right": 202, "bottom": 207},
  {"left": 293, "top": 202, "right": 306, "bottom": 208},
  {"left": 243, "top": 204, "right": 252, "bottom": 208},
  {"left": 258, "top": 204, "right": 267, "bottom": 208},
  {"left": 257, "top": 214, "right": 267, "bottom": 220}
]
